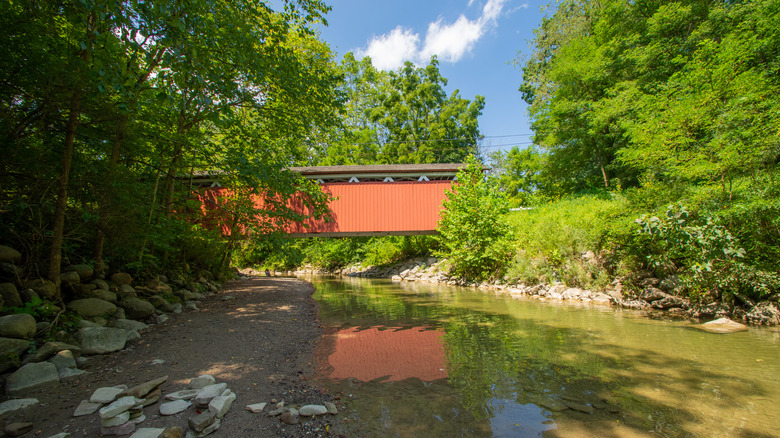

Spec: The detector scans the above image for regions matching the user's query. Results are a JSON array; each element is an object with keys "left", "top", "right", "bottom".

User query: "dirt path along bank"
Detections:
[{"left": 3, "top": 276, "right": 340, "bottom": 437}]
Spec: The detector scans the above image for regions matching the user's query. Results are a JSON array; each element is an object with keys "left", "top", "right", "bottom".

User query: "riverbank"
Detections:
[
  {"left": 293, "top": 257, "right": 780, "bottom": 327},
  {"left": 1, "top": 275, "right": 341, "bottom": 437}
]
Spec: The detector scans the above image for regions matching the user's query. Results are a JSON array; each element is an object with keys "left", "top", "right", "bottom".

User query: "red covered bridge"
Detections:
[{"left": 193, "top": 163, "right": 466, "bottom": 237}]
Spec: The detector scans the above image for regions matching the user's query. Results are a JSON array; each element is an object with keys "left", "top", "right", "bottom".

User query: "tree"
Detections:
[
  {"left": 489, "top": 145, "right": 548, "bottom": 205},
  {"left": 437, "top": 156, "right": 511, "bottom": 280}
]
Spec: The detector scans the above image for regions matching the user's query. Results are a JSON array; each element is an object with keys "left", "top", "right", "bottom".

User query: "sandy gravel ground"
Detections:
[{"left": 2, "top": 275, "right": 342, "bottom": 437}]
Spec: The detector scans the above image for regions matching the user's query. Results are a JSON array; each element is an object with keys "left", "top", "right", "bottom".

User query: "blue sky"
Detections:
[{"left": 316, "top": 0, "right": 548, "bottom": 153}]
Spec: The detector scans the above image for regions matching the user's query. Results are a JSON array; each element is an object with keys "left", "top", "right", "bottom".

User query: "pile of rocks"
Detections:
[{"left": 262, "top": 400, "right": 337, "bottom": 425}]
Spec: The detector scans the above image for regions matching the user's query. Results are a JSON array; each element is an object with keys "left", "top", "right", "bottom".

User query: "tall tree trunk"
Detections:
[
  {"left": 94, "top": 114, "right": 128, "bottom": 274},
  {"left": 48, "top": 90, "right": 80, "bottom": 290}
]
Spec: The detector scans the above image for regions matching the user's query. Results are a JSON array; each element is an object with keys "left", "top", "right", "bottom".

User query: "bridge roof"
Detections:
[{"left": 288, "top": 163, "right": 467, "bottom": 175}]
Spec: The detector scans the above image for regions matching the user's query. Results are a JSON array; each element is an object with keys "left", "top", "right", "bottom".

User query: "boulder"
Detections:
[
  {"left": 64, "top": 264, "right": 94, "bottom": 281},
  {"left": 745, "top": 302, "right": 780, "bottom": 326},
  {"left": 697, "top": 317, "right": 749, "bottom": 334},
  {"left": 0, "top": 314, "right": 36, "bottom": 339},
  {"left": 148, "top": 295, "right": 175, "bottom": 313},
  {"left": 0, "top": 337, "right": 30, "bottom": 372},
  {"left": 77, "top": 283, "right": 97, "bottom": 296},
  {"left": 146, "top": 280, "right": 172, "bottom": 294},
  {"left": 176, "top": 289, "right": 205, "bottom": 301},
  {"left": 111, "top": 272, "right": 133, "bottom": 286},
  {"left": 75, "top": 327, "right": 127, "bottom": 354},
  {"left": 60, "top": 270, "right": 81, "bottom": 285},
  {"left": 561, "top": 288, "right": 583, "bottom": 300},
  {"left": 651, "top": 295, "right": 687, "bottom": 309},
  {"left": 90, "top": 289, "right": 118, "bottom": 303},
  {"left": 92, "top": 279, "right": 110, "bottom": 291},
  {"left": 5, "top": 362, "right": 59, "bottom": 395},
  {"left": 0, "top": 246, "right": 22, "bottom": 264},
  {"left": 18, "top": 289, "right": 39, "bottom": 304},
  {"left": 121, "top": 298, "right": 156, "bottom": 320},
  {"left": 47, "top": 349, "right": 77, "bottom": 370},
  {"left": 117, "top": 284, "right": 137, "bottom": 298},
  {"left": 24, "top": 279, "right": 57, "bottom": 299},
  {"left": 114, "top": 319, "right": 149, "bottom": 332},
  {"left": 640, "top": 287, "right": 669, "bottom": 302},
  {"left": 67, "top": 298, "right": 117, "bottom": 318},
  {"left": 0, "top": 283, "right": 23, "bottom": 308}
]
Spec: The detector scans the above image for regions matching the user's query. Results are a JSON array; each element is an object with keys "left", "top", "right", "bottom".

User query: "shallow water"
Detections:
[{"left": 309, "top": 276, "right": 780, "bottom": 438}]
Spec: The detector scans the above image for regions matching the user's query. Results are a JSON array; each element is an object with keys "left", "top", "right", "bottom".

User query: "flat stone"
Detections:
[
  {"left": 159, "top": 399, "right": 191, "bottom": 416},
  {"left": 324, "top": 402, "right": 338, "bottom": 414},
  {"left": 188, "top": 410, "right": 217, "bottom": 432},
  {"left": 122, "top": 376, "right": 168, "bottom": 398},
  {"left": 4, "top": 422, "right": 33, "bottom": 437},
  {"left": 5, "top": 362, "right": 59, "bottom": 396},
  {"left": 91, "top": 386, "right": 125, "bottom": 404},
  {"left": 103, "top": 411, "right": 131, "bottom": 427},
  {"left": 160, "top": 426, "right": 184, "bottom": 438},
  {"left": 697, "top": 317, "right": 749, "bottom": 334},
  {"left": 73, "top": 400, "right": 103, "bottom": 417},
  {"left": 59, "top": 367, "right": 87, "bottom": 380},
  {"left": 208, "top": 392, "right": 236, "bottom": 418},
  {"left": 99, "top": 396, "right": 137, "bottom": 419},
  {"left": 299, "top": 404, "right": 328, "bottom": 416},
  {"left": 142, "top": 388, "right": 162, "bottom": 407},
  {"left": 27, "top": 342, "right": 81, "bottom": 363},
  {"left": 245, "top": 402, "right": 266, "bottom": 413},
  {"left": 194, "top": 383, "right": 226, "bottom": 407},
  {"left": 563, "top": 400, "right": 594, "bottom": 414},
  {"left": 46, "top": 433, "right": 72, "bottom": 438},
  {"left": 129, "top": 414, "right": 147, "bottom": 424},
  {"left": 100, "top": 421, "right": 136, "bottom": 436},
  {"left": 188, "top": 375, "right": 215, "bottom": 389},
  {"left": 129, "top": 428, "right": 165, "bottom": 438},
  {"left": 165, "top": 389, "right": 199, "bottom": 401},
  {"left": 0, "top": 398, "right": 39, "bottom": 416}
]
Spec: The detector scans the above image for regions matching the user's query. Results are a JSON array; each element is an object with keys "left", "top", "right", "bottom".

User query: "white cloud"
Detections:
[
  {"left": 355, "top": 26, "right": 420, "bottom": 71},
  {"left": 354, "top": 0, "right": 508, "bottom": 71}
]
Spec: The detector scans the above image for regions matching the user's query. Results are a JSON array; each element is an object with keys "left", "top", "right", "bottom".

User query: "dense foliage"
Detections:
[{"left": 1, "top": 0, "right": 342, "bottom": 293}]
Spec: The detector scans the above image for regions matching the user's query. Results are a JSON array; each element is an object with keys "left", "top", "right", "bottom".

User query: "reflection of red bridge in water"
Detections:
[{"left": 194, "top": 164, "right": 464, "bottom": 237}]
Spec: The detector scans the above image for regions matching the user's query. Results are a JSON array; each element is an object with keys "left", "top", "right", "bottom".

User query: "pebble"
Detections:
[
  {"left": 299, "top": 405, "right": 328, "bottom": 416},
  {"left": 280, "top": 408, "right": 299, "bottom": 425}
]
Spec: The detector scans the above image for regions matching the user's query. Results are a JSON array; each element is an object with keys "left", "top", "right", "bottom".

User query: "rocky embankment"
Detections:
[{"left": 295, "top": 257, "right": 780, "bottom": 327}]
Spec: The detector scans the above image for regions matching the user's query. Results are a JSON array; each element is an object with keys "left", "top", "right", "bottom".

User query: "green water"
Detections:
[{"left": 309, "top": 276, "right": 780, "bottom": 438}]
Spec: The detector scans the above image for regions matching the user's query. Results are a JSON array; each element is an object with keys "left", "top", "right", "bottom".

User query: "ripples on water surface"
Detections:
[{"left": 309, "top": 276, "right": 780, "bottom": 438}]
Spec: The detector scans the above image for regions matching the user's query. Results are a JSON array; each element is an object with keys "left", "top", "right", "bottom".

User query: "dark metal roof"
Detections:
[{"left": 288, "top": 163, "right": 469, "bottom": 175}]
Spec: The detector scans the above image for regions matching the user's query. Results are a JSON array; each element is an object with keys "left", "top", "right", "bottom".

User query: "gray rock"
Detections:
[
  {"left": 113, "top": 319, "right": 149, "bottom": 332},
  {"left": 0, "top": 246, "right": 22, "bottom": 264},
  {"left": 184, "top": 301, "right": 199, "bottom": 311},
  {"left": 165, "top": 389, "right": 200, "bottom": 401},
  {"left": 324, "top": 402, "right": 338, "bottom": 414},
  {"left": 59, "top": 367, "right": 87, "bottom": 380},
  {"left": 652, "top": 295, "right": 686, "bottom": 309},
  {"left": 4, "top": 422, "right": 33, "bottom": 437},
  {"left": 121, "top": 298, "right": 156, "bottom": 320},
  {"left": 118, "top": 284, "right": 137, "bottom": 298},
  {"left": 75, "top": 327, "right": 127, "bottom": 355},
  {"left": 194, "top": 383, "right": 227, "bottom": 407},
  {"left": 172, "top": 303, "right": 183, "bottom": 314},
  {"left": 697, "top": 317, "right": 749, "bottom": 334},
  {"left": 61, "top": 270, "right": 81, "bottom": 285},
  {"left": 5, "top": 362, "right": 59, "bottom": 395},
  {"left": 159, "top": 400, "right": 191, "bottom": 416},
  {"left": 103, "top": 411, "right": 131, "bottom": 427},
  {"left": 148, "top": 295, "right": 175, "bottom": 313},
  {"left": 99, "top": 396, "right": 137, "bottom": 419},
  {"left": 100, "top": 421, "right": 136, "bottom": 436},
  {"left": 90, "top": 289, "right": 118, "bottom": 303},
  {"left": 640, "top": 287, "right": 669, "bottom": 302},
  {"left": 24, "top": 279, "right": 57, "bottom": 299},
  {"left": 591, "top": 293, "right": 612, "bottom": 305},
  {"left": 188, "top": 410, "right": 217, "bottom": 432},
  {"left": 125, "top": 330, "right": 141, "bottom": 344},
  {"left": 745, "top": 301, "right": 780, "bottom": 326},
  {"left": 68, "top": 298, "right": 117, "bottom": 318},
  {"left": 47, "top": 349, "right": 77, "bottom": 370},
  {"left": 64, "top": 264, "right": 94, "bottom": 281},
  {"left": 111, "top": 272, "right": 133, "bottom": 286},
  {"left": 563, "top": 400, "right": 594, "bottom": 414},
  {"left": 122, "top": 376, "right": 168, "bottom": 398},
  {"left": 129, "top": 429, "right": 166, "bottom": 438},
  {"left": 280, "top": 408, "right": 299, "bottom": 425},
  {"left": 245, "top": 402, "right": 266, "bottom": 413},
  {"left": 189, "top": 375, "right": 215, "bottom": 389},
  {"left": 91, "top": 386, "right": 125, "bottom": 403},
  {"left": 18, "top": 288, "right": 39, "bottom": 304},
  {"left": 91, "top": 279, "right": 110, "bottom": 291},
  {"left": 157, "top": 314, "right": 169, "bottom": 324},
  {"left": 298, "top": 404, "right": 328, "bottom": 416},
  {"left": 208, "top": 392, "right": 236, "bottom": 418},
  {"left": 25, "top": 341, "right": 81, "bottom": 363},
  {"left": 0, "top": 283, "right": 23, "bottom": 308},
  {"left": 561, "top": 288, "right": 583, "bottom": 300},
  {"left": 46, "top": 433, "right": 72, "bottom": 438},
  {"left": 0, "top": 337, "right": 30, "bottom": 372},
  {"left": 0, "top": 398, "right": 39, "bottom": 416}
]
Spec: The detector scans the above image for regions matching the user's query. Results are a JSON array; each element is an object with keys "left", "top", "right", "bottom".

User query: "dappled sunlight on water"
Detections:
[{"left": 310, "top": 277, "right": 780, "bottom": 438}]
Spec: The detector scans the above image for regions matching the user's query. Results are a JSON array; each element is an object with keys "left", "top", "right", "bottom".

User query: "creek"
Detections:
[{"left": 309, "top": 276, "right": 780, "bottom": 438}]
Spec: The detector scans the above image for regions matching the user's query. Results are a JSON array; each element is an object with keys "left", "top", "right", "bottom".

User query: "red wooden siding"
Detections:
[
  {"left": 285, "top": 181, "right": 452, "bottom": 235},
  {"left": 196, "top": 180, "right": 452, "bottom": 236}
]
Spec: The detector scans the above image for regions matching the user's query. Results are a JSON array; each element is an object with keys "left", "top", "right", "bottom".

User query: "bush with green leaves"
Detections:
[{"left": 437, "top": 156, "right": 512, "bottom": 280}]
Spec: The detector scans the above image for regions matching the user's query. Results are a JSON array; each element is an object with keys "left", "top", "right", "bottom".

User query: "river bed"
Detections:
[{"left": 309, "top": 276, "right": 780, "bottom": 438}]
